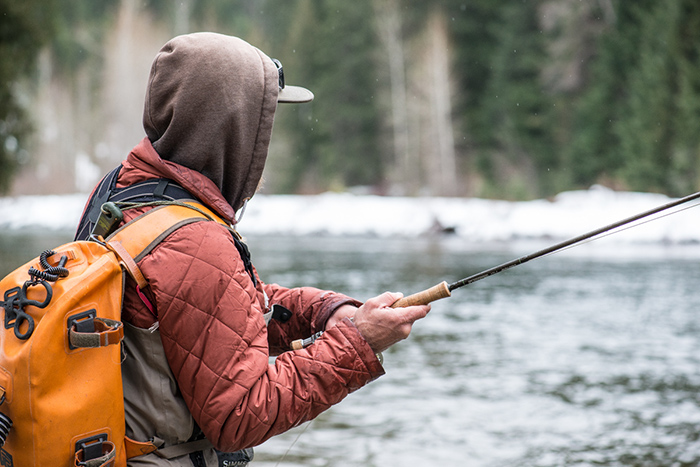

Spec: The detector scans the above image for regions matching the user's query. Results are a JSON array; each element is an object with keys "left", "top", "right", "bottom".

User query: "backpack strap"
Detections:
[
  {"left": 107, "top": 202, "right": 227, "bottom": 259},
  {"left": 86, "top": 202, "right": 227, "bottom": 462},
  {"left": 107, "top": 201, "right": 257, "bottom": 286},
  {"left": 76, "top": 166, "right": 258, "bottom": 286},
  {"left": 122, "top": 436, "right": 164, "bottom": 460},
  {"left": 100, "top": 202, "right": 226, "bottom": 290},
  {"left": 97, "top": 203, "right": 254, "bottom": 462},
  {"left": 152, "top": 438, "right": 214, "bottom": 460},
  {"left": 74, "top": 166, "right": 122, "bottom": 241},
  {"left": 75, "top": 165, "right": 200, "bottom": 242}
]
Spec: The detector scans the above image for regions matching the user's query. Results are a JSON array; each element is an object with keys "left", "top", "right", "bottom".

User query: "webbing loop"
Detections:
[{"left": 69, "top": 318, "right": 124, "bottom": 349}]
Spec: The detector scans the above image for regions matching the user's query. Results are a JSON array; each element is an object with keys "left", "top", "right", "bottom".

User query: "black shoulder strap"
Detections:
[
  {"left": 74, "top": 165, "right": 197, "bottom": 241},
  {"left": 108, "top": 178, "right": 195, "bottom": 205},
  {"left": 74, "top": 166, "right": 122, "bottom": 241},
  {"left": 73, "top": 165, "right": 257, "bottom": 285}
]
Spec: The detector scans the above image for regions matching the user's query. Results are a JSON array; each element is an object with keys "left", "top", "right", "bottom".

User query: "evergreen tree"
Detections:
[
  {"left": 4, "top": 0, "right": 700, "bottom": 197},
  {"left": 447, "top": 0, "right": 502, "bottom": 151},
  {"left": 448, "top": 0, "right": 554, "bottom": 198},
  {"left": 486, "top": 0, "right": 554, "bottom": 196},
  {"left": 49, "top": 0, "right": 119, "bottom": 74},
  {"left": 272, "top": 0, "right": 383, "bottom": 193},
  {"left": 0, "top": 0, "right": 57, "bottom": 193},
  {"left": 566, "top": 0, "right": 700, "bottom": 196},
  {"left": 670, "top": 0, "right": 700, "bottom": 195},
  {"left": 615, "top": 0, "right": 681, "bottom": 193},
  {"left": 562, "top": 0, "right": 644, "bottom": 190},
  {"left": 623, "top": 0, "right": 700, "bottom": 196}
]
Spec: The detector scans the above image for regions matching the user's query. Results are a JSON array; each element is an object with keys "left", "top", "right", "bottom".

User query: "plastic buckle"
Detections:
[
  {"left": 67, "top": 310, "right": 96, "bottom": 350},
  {"left": 90, "top": 202, "right": 123, "bottom": 239},
  {"left": 76, "top": 433, "right": 108, "bottom": 463}
]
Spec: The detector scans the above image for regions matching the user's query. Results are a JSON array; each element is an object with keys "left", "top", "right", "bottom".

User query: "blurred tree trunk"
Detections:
[
  {"left": 425, "top": 9, "right": 458, "bottom": 196},
  {"left": 409, "top": 7, "right": 457, "bottom": 197},
  {"left": 101, "top": 0, "right": 167, "bottom": 172},
  {"left": 10, "top": 0, "right": 168, "bottom": 195},
  {"left": 374, "top": 0, "right": 412, "bottom": 195},
  {"left": 174, "top": 0, "right": 192, "bottom": 35}
]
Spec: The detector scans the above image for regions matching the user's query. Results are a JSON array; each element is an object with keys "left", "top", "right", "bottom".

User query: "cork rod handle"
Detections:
[{"left": 391, "top": 281, "right": 451, "bottom": 308}]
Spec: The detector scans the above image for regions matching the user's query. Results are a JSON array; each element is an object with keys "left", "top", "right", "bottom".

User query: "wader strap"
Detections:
[
  {"left": 112, "top": 178, "right": 194, "bottom": 204},
  {"left": 75, "top": 164, "right": 199, "bottom": 242},
  {"left": 153, "top": 438, "right": 215, "bottom": 459},
  {"left": 124, "top": 436, "right": 159, "bottom": 459}
]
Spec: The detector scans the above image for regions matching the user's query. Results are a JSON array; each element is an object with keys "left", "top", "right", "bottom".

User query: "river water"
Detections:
[{"left": 2, "top": 231, "right": 700, "bottom": 466}]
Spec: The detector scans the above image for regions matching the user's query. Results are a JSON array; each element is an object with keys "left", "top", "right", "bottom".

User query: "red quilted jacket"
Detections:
[{"left": 116, "top": 138, "right": 384, "bottom": 451}]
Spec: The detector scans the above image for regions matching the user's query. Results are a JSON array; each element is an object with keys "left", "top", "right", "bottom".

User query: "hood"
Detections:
[{"left": 143, "top": 32, "right": 278, "bottom": 212}]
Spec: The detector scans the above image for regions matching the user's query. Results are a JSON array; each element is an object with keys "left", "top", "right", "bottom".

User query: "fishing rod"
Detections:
[
  {"left": 290, "top": 190, "right": 700, "bottom": 350},
  {"left": 391, "top": 190, "right": 700, "bottom": 308},
  {"left": 286, "top": 190, "right": 700, "bottom": 464}
]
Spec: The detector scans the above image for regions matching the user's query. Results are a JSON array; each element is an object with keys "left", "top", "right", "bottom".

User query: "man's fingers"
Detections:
[
  {"left": 368, "top": 291, "right": 403, "bottom": 308},
  {"left": 353, "top": 293, "right": 429, "bottom": 353},
  {"left": 395, "top": 304, "right": 431, "bottom": 324}
]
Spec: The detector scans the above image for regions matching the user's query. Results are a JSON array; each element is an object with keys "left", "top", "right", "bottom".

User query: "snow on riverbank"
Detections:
[{"left": 0, "top": 185, "right": 698, "bottom": 244}]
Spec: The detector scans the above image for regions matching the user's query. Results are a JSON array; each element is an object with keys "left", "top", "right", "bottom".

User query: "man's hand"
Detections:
[{"left": 353, "top": 292, "right": 430, "bottom": 354}]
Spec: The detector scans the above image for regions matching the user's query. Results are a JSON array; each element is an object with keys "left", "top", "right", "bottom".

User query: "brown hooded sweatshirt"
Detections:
[
  {"left": 90, "top": 33, "right": 384, "bottom": 465},
  {"left": 143, "top": 33, "right": 275, "bottom": 212}
]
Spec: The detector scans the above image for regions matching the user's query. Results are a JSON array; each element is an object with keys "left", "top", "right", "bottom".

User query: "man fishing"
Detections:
[{"left": 75, "top": 32, "right": 430, "bottom": 466}]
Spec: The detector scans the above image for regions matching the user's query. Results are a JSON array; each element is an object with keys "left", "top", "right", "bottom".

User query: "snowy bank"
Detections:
[{"left": 0, "top": 185, "right": 698, "bottom": 244}]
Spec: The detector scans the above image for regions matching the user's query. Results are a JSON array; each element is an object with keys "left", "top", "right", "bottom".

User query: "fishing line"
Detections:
[
  {"left": 274, "top": 420, "right": 313, "bottom": 467},
  {"left": 538, "top": 199, "right": 700, "bottom": 259}
]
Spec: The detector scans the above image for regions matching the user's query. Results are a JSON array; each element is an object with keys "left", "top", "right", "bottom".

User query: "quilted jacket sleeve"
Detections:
[
  {"left": 262, "top": 281, "right": 363, "bottom": 355},
  {"left": 138, "top": 220, "right": 384, "bottom": 451}
]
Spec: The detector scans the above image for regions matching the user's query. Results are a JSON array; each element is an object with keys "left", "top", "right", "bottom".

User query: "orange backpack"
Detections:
[{"left": 0, "top": 202, "right": 224, "bottom": 467}]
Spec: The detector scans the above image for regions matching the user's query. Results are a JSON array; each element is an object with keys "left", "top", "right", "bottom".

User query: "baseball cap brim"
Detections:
[{"left": 278, "top": 85, "right": 314, "bottom": 103}]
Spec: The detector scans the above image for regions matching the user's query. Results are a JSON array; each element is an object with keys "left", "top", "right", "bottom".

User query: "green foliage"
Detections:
[
  {"left": 0, "top": 0, "right": 119, "bottom": 194},
  {"left": 3, "top": 0, "right": 700, "bottom": 198},
  {"left": 615, "top": 1, "right": 679, "bottom": 193},
  {"left": 448, "top": 0, "right": 508, "bottom": 149},
  {"left": 486, "top": 1, "right": 555, "bottom": 193},
  {"left": 568, "top": 0, "right": 700, "bottom": 196},
  {"left": 629, "top": 0, "right": 700, "bottom": 196},
  {"left": 562, "top": 2, "right": 644, "bottom": 189},
  {"left": 449, "top": 0, "right": 555, "bottom": 197},
  {"left": 268, "top": 0, "right": 383, "bottom": 193},
  {"left": 49, "top": 0, "right": 119, "bottom": 75},
  {"left": 0, "top": 0, "right": 57, "bottom": 193}
]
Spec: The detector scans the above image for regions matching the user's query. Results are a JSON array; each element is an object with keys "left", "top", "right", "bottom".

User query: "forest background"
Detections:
[{"left": 1, "top": 0, "right": 700, "bottom": 201}]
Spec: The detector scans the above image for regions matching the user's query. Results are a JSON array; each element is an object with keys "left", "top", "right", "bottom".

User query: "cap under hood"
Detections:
[{"left": 143, "top": 33, "right": 278, "bottom": 212}]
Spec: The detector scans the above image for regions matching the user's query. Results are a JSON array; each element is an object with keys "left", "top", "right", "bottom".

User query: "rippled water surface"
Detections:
[
  {"left": 247, "top": 236, "right": 700, "bottom": 467},
  {"left": 2, "top": 231, "right": 700, "bottom": 466}
]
